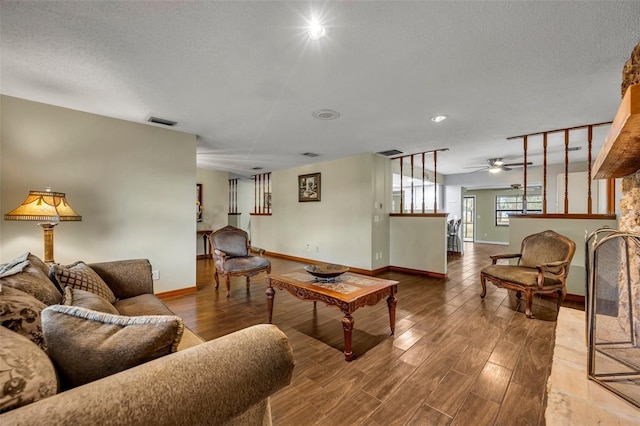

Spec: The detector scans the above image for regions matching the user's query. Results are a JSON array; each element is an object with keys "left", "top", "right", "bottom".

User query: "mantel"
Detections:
[{"left": 593, "top": 84, "right": 640, "bottom": 179}]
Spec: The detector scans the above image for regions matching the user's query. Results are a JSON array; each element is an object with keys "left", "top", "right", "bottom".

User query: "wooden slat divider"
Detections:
[
  {"left": 543, "top": 133, "right": 547, "bottom": 214},
  {"left": 523, "top": 136, "right": 528, "bottom": 213},
  {"left": 564, "top": 129, "right": 569, "bottom": 214},
  {"left": 587, "top": 125, "right": 593, "bottom": 214},
  {"left": 433, "top": 150, "right": 438, "bottom": 213}
]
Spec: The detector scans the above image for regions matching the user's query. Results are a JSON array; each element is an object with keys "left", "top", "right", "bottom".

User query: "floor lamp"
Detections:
[{"left": 4, "top": 188, "right": 82, "bottom": 263}]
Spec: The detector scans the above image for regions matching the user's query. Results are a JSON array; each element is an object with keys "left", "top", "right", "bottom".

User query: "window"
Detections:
[{"left": 495, "top": 194, "right": 542, "bottom": 226}]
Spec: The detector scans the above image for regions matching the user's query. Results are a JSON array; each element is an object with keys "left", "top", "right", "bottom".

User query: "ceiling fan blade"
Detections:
[
  {"left": 471, "top": 167, "right": 490, "bottom": 173},
  {"left": 502, "top": 166, "right": 513, "bottom": 171},
  {"left": 502, "top": 161, "right": 533, "bottom": 167}
]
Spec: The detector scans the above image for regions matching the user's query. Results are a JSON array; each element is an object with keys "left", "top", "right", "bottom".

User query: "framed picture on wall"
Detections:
[
  {"left": 298, "top": 173, "right": 321, "bottom": 202},
  {"left": 196, "top": 183, "right": 203, "bottom": 222}
]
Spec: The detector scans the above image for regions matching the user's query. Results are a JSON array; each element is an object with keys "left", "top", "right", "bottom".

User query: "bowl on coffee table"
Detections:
[{"left": 304, "top": 263, "right": 349, "bottom": 281}]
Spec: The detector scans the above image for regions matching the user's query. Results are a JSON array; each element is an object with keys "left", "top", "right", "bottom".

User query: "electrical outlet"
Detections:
[
  {"left": 152, "top": 270, "right": 160, "bottom": 280},
  {"left": 306, "top": 244, "right": 310, "bottom": 251}
]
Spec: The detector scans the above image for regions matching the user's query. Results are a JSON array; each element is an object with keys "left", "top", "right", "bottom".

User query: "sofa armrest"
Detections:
[
  {"left": 0, "top": 324, "right": 294, "bottom": 426},
  {"left": 87, "top": 259, "right": 154, "bottom": 300}
]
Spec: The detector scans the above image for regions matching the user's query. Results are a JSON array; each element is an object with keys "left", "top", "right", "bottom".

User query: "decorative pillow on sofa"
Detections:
[
  {"left": 42, "top": 305, "right": 184, "bottom": 388},
  {"left": 0, "top": 327, "right": 57, "bottom": 413},
  {"left": 49, "top": 261, "right": 116, "bottom": 304},
  {"left": 0, "top": 252, "right": 61, "bottom": 306},
  {"left": 0, "top": 286, "right": 48, "bottom": 350},
  {"left": 62, "top": 286, "right": 119, "bottom": 315}
]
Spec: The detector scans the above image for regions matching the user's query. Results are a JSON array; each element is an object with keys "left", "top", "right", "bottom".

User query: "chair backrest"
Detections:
[
  {"left": 519, "top": 230, "right": 576, "bottom": 272},
  {"left": 211, "top": 225, "right": 249, "bottom": 257}
]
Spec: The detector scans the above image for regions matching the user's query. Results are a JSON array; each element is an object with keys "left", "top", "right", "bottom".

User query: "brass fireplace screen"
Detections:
[{"left": 586, "top": 228, "right": 640, "bottom": 408}]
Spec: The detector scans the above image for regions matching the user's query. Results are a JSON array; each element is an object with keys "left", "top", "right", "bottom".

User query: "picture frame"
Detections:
[
  {"left": 196, "top": 183, "right": 203, "bottom": 222},
  {"left": 298, "top": 173, "right": 321, "bottom": 202}
]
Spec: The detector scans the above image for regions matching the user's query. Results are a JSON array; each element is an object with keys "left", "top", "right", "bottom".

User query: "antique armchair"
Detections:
[
  {"left": 210, "top": 225, "right": 271, "bottom": 297},
  {"left": 480, "top": 230, "right": 576, "bottom": 318}
]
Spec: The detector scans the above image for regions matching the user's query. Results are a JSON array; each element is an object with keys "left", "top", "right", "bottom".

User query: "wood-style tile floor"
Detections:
[{"left": 164, "top": 242, "right": 584, "bottom": 426}]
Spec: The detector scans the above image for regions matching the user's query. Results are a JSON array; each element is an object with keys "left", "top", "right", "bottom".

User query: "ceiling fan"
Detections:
[{"left": 465, "top": 158, "right": 533, "bottom": 174}]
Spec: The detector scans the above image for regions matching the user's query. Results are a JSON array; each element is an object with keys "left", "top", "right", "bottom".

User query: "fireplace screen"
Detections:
[{"left": 586, "top": 229, "right": 640, "bottom": 408}]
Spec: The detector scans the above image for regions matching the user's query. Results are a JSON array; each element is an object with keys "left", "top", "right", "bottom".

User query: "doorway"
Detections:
[{"left": 462, "top": 196, "right": 475, "bottom": 242}]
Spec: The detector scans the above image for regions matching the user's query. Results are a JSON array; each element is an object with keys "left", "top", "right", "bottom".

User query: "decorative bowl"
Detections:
[{"left": 304, "top": 263, "right": 349, "bottom": 279}]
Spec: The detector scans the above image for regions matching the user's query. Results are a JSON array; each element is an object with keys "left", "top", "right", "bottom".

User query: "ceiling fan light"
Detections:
[
  {"left": 493, "top": 159, "right": 504, "bottom": 166},
  {"left": 488, "top": 167, "right": 502, "bottom": 174}
]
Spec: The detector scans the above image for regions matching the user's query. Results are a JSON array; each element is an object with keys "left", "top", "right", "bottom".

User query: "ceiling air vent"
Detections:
[
  {"left": 302, "top": 152, "right": 320, "bottom": 158},
  {"left": 252, "top": 167, "right": 263, "bottom": 170},
  {"left": 147, "top": 116, "right": 178, "bottom": 127},
  {"left": 376, "top": 149, "right": 404, "bottom": 157}
]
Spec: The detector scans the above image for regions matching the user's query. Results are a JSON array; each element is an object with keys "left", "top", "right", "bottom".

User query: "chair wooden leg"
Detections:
[
  {"left": 525, "top": 291, "right": 533, "bottom": 318},
  {"left": 557, "top": 286, "right": 566, "bottom": 313},
  {"left": 480, "top": 273, "right": 487, "bottom": 298},
  {"left": 214, "top": 273, "right": 219, "bottom": 289},
  {"left": 226, "top": 276, "right": 231, "bottom": 297},
  {"left": 246, "top": 276, "right": 251, "bottom": 288}
]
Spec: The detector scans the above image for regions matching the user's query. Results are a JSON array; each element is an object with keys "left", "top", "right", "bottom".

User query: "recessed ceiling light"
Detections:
[
  {"left": 430, "top": 115, "right": 448, "bottom": 123},
  {"left": 312, "top": 109, "right": 340, "bottom": 120},
  {"left": 308, "top": 19, "right": 326, "bottom": 40}
]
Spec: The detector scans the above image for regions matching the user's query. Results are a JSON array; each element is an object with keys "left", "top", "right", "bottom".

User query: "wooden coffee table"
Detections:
[{"left": 266, "top": 270, "right": 398, "bottom": 361}]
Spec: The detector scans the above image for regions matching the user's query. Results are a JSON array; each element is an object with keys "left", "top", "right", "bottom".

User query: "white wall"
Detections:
[
  {"left": 509, "top": 216, "right": 618, "bottom": 296},
  {"left": 444, "top": 185, "right": 462, "bottom": 220},
  {"left": 237, "top": 179, "right": 254, "bottom": 235},
  {"left": 251, "top": 153, "right": 384, "bottom": 270},
  {"left": 196, "top": 167, "right": 228, "bottom": 255},
  {"left": 390, "top": 216, "right": 447, "bottom": 275},
  {"left": 0, "top": 96, "right": 197, "bottom": 293}
]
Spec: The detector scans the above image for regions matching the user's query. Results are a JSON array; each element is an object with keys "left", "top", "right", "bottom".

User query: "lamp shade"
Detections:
[{"left": 4, "top": 190, "right": 82, "bottom": 222}]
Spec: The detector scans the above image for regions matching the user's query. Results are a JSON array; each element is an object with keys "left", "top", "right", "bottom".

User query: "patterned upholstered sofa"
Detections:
[{"left": 0, "top": 254, "right": 294, "bottom": 425}]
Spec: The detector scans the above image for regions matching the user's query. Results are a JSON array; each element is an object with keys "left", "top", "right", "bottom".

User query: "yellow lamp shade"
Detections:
[{"left": 4, "top": 190, "right": 81, "bottom": 222}]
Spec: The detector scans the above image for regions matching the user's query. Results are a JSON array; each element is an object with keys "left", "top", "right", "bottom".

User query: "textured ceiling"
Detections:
[{"left": 1, "top": 1, "right": 639, "bottom": 178}]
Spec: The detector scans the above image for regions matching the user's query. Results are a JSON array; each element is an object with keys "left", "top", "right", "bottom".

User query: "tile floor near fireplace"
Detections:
[{"left": 546, "top": 308, "right": 640, "bottom": 425}]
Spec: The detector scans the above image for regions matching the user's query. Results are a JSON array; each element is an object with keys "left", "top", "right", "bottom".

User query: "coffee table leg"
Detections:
[
  {"left": 342, "top": 314, "right": 354, "bottom": 361},
  {"left": 387, "top": 293, "right": 397, "bottom": 336},
  {"left": 266, "top": 286, "right": 275, "bottom": 323}
]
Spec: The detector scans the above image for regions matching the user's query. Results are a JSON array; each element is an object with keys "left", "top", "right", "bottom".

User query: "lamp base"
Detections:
[{"left": 39, "top": 222, "right": 58, "bottom": 264}]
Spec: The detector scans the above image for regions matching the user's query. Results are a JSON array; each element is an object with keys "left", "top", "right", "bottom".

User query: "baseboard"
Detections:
[
  {"left": 564, "top": 293, "right": 585, "bottom": 304},
  {"left": 474, "top": 240, "right": 509, "bottom": 245},
  {"left": 196, "top": 254, "right": 212, "bottom": 260},
  {"left": 156, "top": 286, "right": 198, "bottom": 299},
  {"left": 389, "top": 266, "right": 446, "bottom": 279}
]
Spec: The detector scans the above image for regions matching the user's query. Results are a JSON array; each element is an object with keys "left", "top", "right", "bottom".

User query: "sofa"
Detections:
[{"left": 0, "top": 254, "right": 294, "bottom": 425}]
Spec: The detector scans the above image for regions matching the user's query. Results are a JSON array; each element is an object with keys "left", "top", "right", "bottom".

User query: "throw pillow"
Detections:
[
  {"left": 0, "top": 286, "right": 48, "bottom": 350},
  {"left": 26, "top": 253, "right": 51, "bottom": 278},
  {"left": 49, "top": 261, "right": 116, "bottom": 304},
  {"left": 62, "top": 286, "right": 119, "bottom": 315},
  {"left": 0, "top": 327, "right": 57, "bottom": 413},
  {"left": 0, "top": 253, "right": 61, "bottom": 306},
  {"left": 42, "top": 305, "right": 184, "bottom": 388}
]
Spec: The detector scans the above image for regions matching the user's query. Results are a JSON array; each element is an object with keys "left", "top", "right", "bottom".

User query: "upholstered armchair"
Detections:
[
  {"left": 210, "top": 225, "right": 271, "bottom": 297},
  {"left": 480, "top": 230, "right": 576, "bottom": 318}
]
